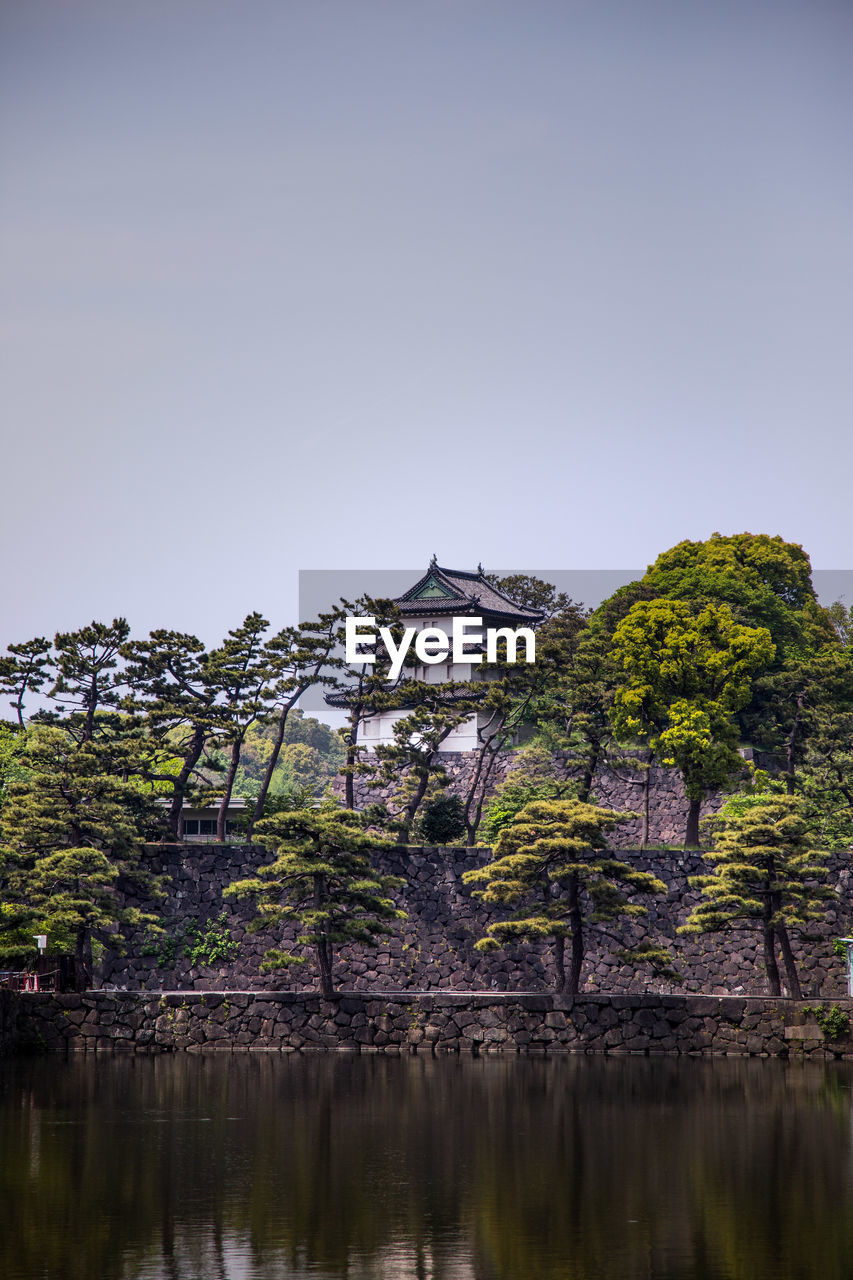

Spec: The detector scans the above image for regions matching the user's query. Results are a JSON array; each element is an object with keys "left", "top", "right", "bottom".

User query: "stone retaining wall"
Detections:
[
  {"left": 101, "top": 841, "right": 853, "bottom": 998},
  {"left": 341, "top": 751, "right": 726, "bottom": 847},
  {"left": 10, "top": 991, "right": 853, "bottom": 1060}
]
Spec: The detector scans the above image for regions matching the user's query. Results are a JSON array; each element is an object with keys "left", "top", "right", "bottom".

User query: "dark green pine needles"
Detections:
[
  {"left": 464, "top": 798, "right": 670, "bottom": 994},
  {"left": 680, "top": 792, "right": 832, "bottom": 998},
  {"left": 226, "top": 807, "right": 405, "bottom": 998}
]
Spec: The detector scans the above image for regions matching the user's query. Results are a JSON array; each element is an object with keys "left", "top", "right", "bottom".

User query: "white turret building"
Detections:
[{"left": 327, "top": 560, "right": 544, "bottom": 752}]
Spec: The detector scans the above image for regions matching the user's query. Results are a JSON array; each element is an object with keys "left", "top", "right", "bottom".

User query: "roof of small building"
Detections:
[{"left": 395, "top": 560, "right": 544, "bottom": 623}]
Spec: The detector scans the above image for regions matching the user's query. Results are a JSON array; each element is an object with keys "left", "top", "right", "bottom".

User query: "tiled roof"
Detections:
[{"left": 395, "top": 563, "right": 544, "bottom": 622}]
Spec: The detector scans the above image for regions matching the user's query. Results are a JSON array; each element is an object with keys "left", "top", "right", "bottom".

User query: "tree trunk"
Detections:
[
  {"left": 316, "top": 939, "right": 334, "bottom": 998},
  {"left": 762, "top": 917, "right": 781, "bottom": 997},
  {"left": 343, "top": 705, "right": 361, "bottom": 810},
  {"left": 641, "top": 753, "right": 653, "bottom": 848},
  {"left": 567, "top": 873, "right": 584, "bottom": 995},
  {"left": 776, "top": 922, "right": 802, "bottom": 999},
  {"left": 785, "top": 693, "right": 805, "bottom": 796},
  {"left": 216, "top": 739, "right": 242, "bottom": 841},
  {"left": 578, "top": 740, "right": 600, "bottom": 805},
  {"left": 74, "top": 926, "right": 91, "bottom": 993},
  {"left": 247, "top": 701, "right": 296, "bottom": 840},
  {"left": 685, "top": 797, "right": 702, "bottom": 848},
  {"left": 464, "top": 737, "right": 501, "bottom": 846},
  {"left": 553, "top": 934, "right": 566, "bottom": 992},
  {"left": 400, "top": 766, "right": 432, "bottom": 844},
  {"left": 168, "top": 725, "right": 206, "bottom": 839}
]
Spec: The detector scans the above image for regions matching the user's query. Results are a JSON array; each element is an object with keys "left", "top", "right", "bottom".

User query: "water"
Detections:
[{"left": 2, "top": 1051, "right": 853, "bottom": 1279}]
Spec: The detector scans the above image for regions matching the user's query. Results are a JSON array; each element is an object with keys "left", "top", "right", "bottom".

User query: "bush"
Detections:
[
  {"left": 479, "top": 748, "right": 570, "bottom": 845},
  {"left": 418, "top": 794, "right": 467, "bottom": 844}
]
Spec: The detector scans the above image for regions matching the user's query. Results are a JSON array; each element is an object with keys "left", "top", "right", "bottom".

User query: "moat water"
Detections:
[{"left": 2, "top": 1051, "right": 853, "bottom": 1280}]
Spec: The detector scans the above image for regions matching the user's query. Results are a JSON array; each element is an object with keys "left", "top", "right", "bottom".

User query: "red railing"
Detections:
[{"left": 0, "top": 969, "right": 58, "bottom": 992}]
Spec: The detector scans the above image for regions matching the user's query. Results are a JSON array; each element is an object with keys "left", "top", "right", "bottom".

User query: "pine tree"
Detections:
[
  {"left": 0, "top": 726, "right": 165, "bottom": 986},
  {"left": 679, "top": 792, "right": 832, "bottom": 997},
  {"left": 246, "top": 611, "right": 342, "bottom": 839},
  {"left": 371, "top": 690, "right": 476, "bottom": 842},
  {"left": 51, "top": 619, "right": 130, "bottom": 742},
  {"left": 204, "top": 612, "right": 271, "bottom": 840},
  {"left": 0, "top": 636, "right": 52, "bottom": 725},
  {"left": 463, "top": 798, "right": 669, "bottom": 993},
  {"left": 122, "top": 629, "right": 221, "bottom": 839},
  {"left": 225, "top": 807, "right": 404, "bottom": 997}
]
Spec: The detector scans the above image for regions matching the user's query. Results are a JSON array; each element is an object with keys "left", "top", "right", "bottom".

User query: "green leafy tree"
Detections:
[
  {"left": 530, "top": 603, "right": 610, "bottom": 798},
  {"left": 463, "top": 798, "right": 668, "bottom": 993},
  {"left": 225, "top": 807, "right": 404, "bottom": 997},
  {"left": 534, "top": 585, "right": 662, "bottom": 837},
  {"left": 235, "top": 713, "right": 346, "bottom": 807},
  {"left": 679, "top": 792, "right": 832, "bottom": 998},
  {"left": 827, "top": 600, "right": 853, "bottom": 647},
  {"left": 636, "top": 532, "right": 839, "bottom": 777},
  {"left": 797, "top": 648, "right": 853, "bottom": 847},
  {"left": 610, "top": 600, "right": 775, "bottom": 845},
  {"left": 0, "top": 726, "right": 165, "bottom": 985},
  {"left": 640, "top": 532, "right": 824, "bottom": 651}
]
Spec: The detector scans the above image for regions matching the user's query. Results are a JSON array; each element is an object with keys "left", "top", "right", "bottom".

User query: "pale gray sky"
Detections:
[{"left": 3, "top": 0, "right": 852, "bottom": 650}]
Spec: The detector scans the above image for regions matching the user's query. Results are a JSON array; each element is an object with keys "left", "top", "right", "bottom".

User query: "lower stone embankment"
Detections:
[{"left": 8, "top": 991, "right": 853, "bottom": 1060}]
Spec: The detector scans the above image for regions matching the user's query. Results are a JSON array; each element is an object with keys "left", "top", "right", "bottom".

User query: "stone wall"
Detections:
[
  {"left": 0, "top": 990, "right": 16, "bottom": 1057},
  {"left": 99, "top": 840, "right": 853, "bottom": 999},
  {"left": 342, "top": 751, "right": 725, "bottom": 847},
  {"left": 11, "top": 990, "right": 853, "bottom": 1060}
]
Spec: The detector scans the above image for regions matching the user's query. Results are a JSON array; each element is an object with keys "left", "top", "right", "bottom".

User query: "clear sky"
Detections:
[{"left": 3, "top": 0, "right": 852, "bottom": 650}]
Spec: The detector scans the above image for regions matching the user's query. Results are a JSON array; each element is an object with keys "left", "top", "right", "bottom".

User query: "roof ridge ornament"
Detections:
[
  {"left": 429, "top": 553, "right": 438, "bottom": 568},
  {"left": 477, "top": 562, "right": 484, "bottom": 576}
]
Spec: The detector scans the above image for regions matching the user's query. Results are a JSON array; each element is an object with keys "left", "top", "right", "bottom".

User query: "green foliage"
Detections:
[
  {"left": 479, "top": 748, "right": 570, "bottom": 845},
  {"left": 827, "top": 601, "right": 853, "bottom": 647},
  {"left": 371, "top": 690, "right": 477, "bottom": 841},
  {"left": 640, "top": 532, "right": 823, "bottom": 655},
  {"left": 803, "top": 1003, "right": 850, "bottom": 1042},
  {"left": 225, "top": 807, "right": 405, "bottom": 996},
  {"left": 682, "top": 793, "right": 831, "bottom": 935},
  {"left": 416, "top": 793, "right": 467, "bottom": 844},
  {"left": 0, "top": 725, "right": 166, "bottom": 976},
  {"left": 680, "top": 792, "right": 832, "bottom": 996},
  {"left": 0, "top": 721, "right": 25, "bottom": 808},
  {"left": 464, "top": 798, "right": 668, "bottom": 993},
  {"left": 140, "top": 912, "right": 239, "bottom": 969},
  {"left": 140, "top": 918, "right": 182, "bottom": 968},
  {"left": 185, "top": 912, "right": 239, "bottom": 968},
  {"left": 610, "top": 599, "right": 775, "bottom": 839},
  {"left": 236, "top": 712, "right": 346, "bottom": 800}
]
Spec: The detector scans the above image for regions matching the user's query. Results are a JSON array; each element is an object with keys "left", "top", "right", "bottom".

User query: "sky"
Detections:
[{"left": 3, "top": 0, "right": 853, "bottom": 654}]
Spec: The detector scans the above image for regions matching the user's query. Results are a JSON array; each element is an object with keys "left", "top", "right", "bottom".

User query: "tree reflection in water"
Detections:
[{"left": 1, "top": 1052, "right": 853, "bottom": 1280}]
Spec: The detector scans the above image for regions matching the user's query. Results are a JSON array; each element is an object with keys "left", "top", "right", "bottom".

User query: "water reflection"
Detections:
[{"left": 1, "top": 1052, "right": 853, "bottom": 1279}]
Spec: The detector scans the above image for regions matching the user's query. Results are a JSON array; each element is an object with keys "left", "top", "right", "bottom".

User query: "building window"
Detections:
[{"left": 183, "top": 819, "right": 200, "bottom": 836}]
